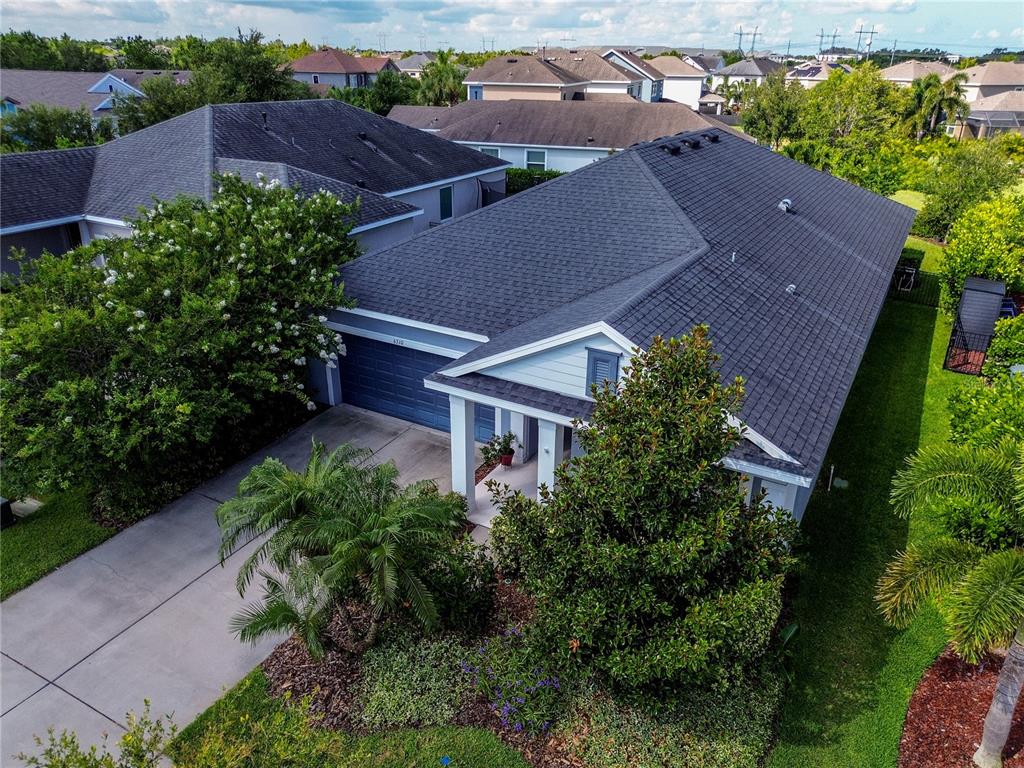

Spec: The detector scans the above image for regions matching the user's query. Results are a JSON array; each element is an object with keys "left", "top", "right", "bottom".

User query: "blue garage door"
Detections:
[{"left": 340, "top": 335, "right": 495, "bottom": 442}]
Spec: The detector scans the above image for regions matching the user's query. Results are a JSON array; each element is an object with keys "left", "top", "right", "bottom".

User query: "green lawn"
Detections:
[
  {"left": 0, "top": 489, "right": 114, "bottom": 600},
  {"left": 171, "top": 669, "right": 529, "bottom": 768},
  {"left": 889, "top": 189, "right": 926, "bottom": 211},
  {"left": 769, "top": 301, "right": 971, "bottom": 768},
  {"left": 903, "top": 236, "right": 944, "bottom": 273}
]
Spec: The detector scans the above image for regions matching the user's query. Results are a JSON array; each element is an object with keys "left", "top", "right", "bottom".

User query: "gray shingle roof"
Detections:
[
  {"left": 341, "top": 128, "right": 914, "bottom": 482},
  {"left": 1, "top": 68, "right": 190, "bottom": 115},
  {"left": 717, "top": 58, "right": 784, "bottom": 77},
  {"left": 389, "top": 100, "right": 714, "bottom": 150},
  {"left": 0, "top": 146, "right": 96, "bottom": 226},
  {"left": 1, "top": 100, "right": 502, "bottom": 230}
]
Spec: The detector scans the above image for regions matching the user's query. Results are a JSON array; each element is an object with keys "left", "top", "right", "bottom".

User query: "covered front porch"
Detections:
[{"left": 446, "top": 395, "right": 578, "bottom": 528}]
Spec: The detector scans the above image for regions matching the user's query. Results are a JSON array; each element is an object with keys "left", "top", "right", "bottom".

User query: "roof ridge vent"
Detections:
[
  {"left": 701, "top": 132, "right": 720, "bottom": 143},
  {"left": 681, "top": 137, "right": 701, "bottom": 149},
  {"left": 778, "top": 198, "right": 793, "bottom": 213},
  {"left": 786, "top": 284, "right": 797, "bottom": 294}
]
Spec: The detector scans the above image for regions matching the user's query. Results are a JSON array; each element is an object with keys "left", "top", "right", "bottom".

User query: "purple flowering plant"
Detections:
[{"left": 460, "top": 626, "right": 562, "bottom": 735}]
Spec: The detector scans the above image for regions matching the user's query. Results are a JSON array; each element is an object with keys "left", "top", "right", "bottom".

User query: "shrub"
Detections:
[
  {"left": 505, "top": 167, "right": 563, "bottom": 195},
  {"left": 0, "top": 103, "right": 114, "bottom": 152},
  {"left": 560, "top": 667, "right": 784, "bottom": 768},
  {"left": 19, "top": 702, "right": 174, "bottom": 768},
  {"left": 914, "top": 142, "right": 1018, "bottom": 240},
  {"left": 424, "top": 533, "right": 497, "bottom": 635},
  {"left": 490, "top": 330, "right": 797, "bottom": 696},
  {"left": 982, "top": 315, "right": 1024, "bottom": 378},
  {"left": 462, "top": 627, "right": 565, "bottom": 735},
  {"left": 939, "top": 194, "right": 1024, "bottom": 310},
  {"left": 948, "top": 373, "right": 1024, "bottom": 448},
  {"left": 0, "top": 174, "right": 358, "bottom": 522},
  {"left": 356, "top": 629, "right": 472, "bottom": 730}
]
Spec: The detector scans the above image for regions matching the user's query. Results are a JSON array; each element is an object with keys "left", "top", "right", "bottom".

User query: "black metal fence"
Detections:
[
  {"left": 944, "top": 318, "right": 993, "bottom": 375},
  {"left": 887, "top": 266, "right": 941, "bottom": 308}
]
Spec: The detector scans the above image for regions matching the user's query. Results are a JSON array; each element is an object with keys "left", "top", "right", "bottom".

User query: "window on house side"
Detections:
[
  {"left": 439, "top": 185, "right": 453, "bottom": 220},
  {"left": 479, "top": 147, "right": 500, "bottom": 158},
  {"left": 313, "top": 74, "right": 320, "bottom": 84},
  {"left": 586, "top": 349, "right": 620, "bottom": 394},
  {"left": 526, "top": 150, "right": 546, "bottom": 170}
]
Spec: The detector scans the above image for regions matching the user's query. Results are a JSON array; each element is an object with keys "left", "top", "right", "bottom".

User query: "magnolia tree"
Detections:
[{"left": 0, "top": 173, "right": 360, "bottom": 520}]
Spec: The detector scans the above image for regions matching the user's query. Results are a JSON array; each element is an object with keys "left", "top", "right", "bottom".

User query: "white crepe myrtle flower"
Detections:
[
  {"left": 258, "top": 345, "right": 264, "bottom": 352},
  {"left": 162, "top": 289, "right": 171, "bottom": 298},
  {"left": 298, "top": 245, "right": 305, "bottom": 253},
  {"left": 137, "top": 323, "right": 145, "bottom": 330},
  {"left": 289, "top": 258, "right": 297, "bottom": 265},
  {"left": 328, "top": 351, "right": 338, "bottom": 360},
  {"left": 274, "top": 321, "right": 282, "bottom": 330},
  {"left": 338, "top": 343, "right": 347, "bottom": 357},
  {"left": 133, "top": 310, "right": 146, "bottom": 318},
  {"left": 297, "top": 383, "right": 304, "bottom": 390},
  {"left": 222, "top": 313, "right": 231, "bottom": 320},
  {"left": 269, "top": 344, "right": 279, "bottom": 353},
  {"left": 64, "top": 416, "right": 73, "bottom": 424},
  {"left": 53, "top": 320, "right": 62, "bottom": 329},
  {"left": 127, "top": 325, "right": 135, "bottom": 332},
  {"left": 105, "top": 301, "right": 114, "bottom": 309},
  {"left": 316, "top": 334, "right": 326, "bottom": 344},
  {"left": 217, "top": 300, "right": 226, "bottom": 309},
  {"left": 317, "top": 315, "right": 327, "bottom": 323},
  {"left": 127, "top": 272, "right": 134, "bottom": 279},
  {"left": 306, "top": 401, "right": 317, "bottom": 411}
]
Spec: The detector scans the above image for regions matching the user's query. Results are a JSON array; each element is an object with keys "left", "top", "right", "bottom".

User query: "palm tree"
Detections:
[
  {"left": 418, "top": 49, "right": 464, "bottom": 107},
  {"left": 218, "top": 440, "right": 465, "bottom": 656},
  {"left": 877, "top": 438, "right": 1024, "bottom": 767},
  {"left": 925, "top": 72, "right": 969, "bottom": 135}
]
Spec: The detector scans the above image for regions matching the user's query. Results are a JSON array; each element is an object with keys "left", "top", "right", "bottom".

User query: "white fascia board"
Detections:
[
  {"left": 88, "top": 73, "right": 145, "bottom": 97},
  {"left": 383, "top": 165, "right": 510, "bottom": 197},
  {"left": 327, "top": 321, "right": 462, "bottom": 359},
  {"left": 348, "top": 208, "right": 423, "bottom": 234},
  {"left": 83, "top": 215, "right": 129, "bottom": 227},
  {"left": 424, "top": 378, "right": 581, "bottom": 427},
  {"left": 465, "top": 80, "right": 589, "bottom": 88},
  {"left": 443, "top": 321, "right": 636, "bottom": 377},
  {"left": 455, "top": 140, "right": 616, "bottom": 152},
  {"left": 721, "top": 457, "right": 812, "bottom": 488},
  {"left": 725, "top": 413, "right": 800, "bottom": 465},
  {"left": 1, "top": 215, "right": 84, "bottom": 235},
  {"left": 601, "top": 50, "right": 655, "bottom": 80},
  {"left": 335, "top": 307, "right": 489, "bottom": 342}
]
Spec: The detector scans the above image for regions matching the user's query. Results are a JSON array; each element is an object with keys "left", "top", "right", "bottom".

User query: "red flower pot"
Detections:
[{"left": 499, "top": 453, "right": 514, "bottom": 466}]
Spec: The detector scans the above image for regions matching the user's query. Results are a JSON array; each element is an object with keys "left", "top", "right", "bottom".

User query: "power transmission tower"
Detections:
[
  {"left": 560, "top": 35, "right": 576, "bottom": 47},
  {"left": 734, "top": 26, "right": 745, "bottom": 54},
  {"left": 854, "top": 24, "right": 865, "bottom": 52},
  {"left": 816, "top": 28, "right": 827, "bottom": 54},
  {"left": 830, "top": 28, "right": 839, "bottom": 52},
  {"left": 418, "top": 34, "right": 426, "bottom": 51},
  {"left": 889, "top": 38, "right": 898, "bottom": 66},
  {"left": 785, "top": 40, "right": 791, "bottom": 59},
  {"left": 864, "top": 26, "right": 876, "bottom": 59},
  {"left": 378, "top": 33, "right": 386, "bottom": 54},
  {"left": 748, "top": 25, "right": 759, "bottom": 57}
]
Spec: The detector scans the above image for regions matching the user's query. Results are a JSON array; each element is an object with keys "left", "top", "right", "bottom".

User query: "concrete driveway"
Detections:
[{"left": 0, "top": 406, "right": 453, "bottom": 766}]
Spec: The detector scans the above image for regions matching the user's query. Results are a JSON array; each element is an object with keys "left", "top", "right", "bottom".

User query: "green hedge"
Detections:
[{"left": 505, "top": 167, "right": 564, "bottom": 195}]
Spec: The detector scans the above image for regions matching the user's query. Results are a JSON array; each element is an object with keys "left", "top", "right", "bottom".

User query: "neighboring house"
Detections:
[
  {"left": 879, "top": 59, "right": 956, "bottom": 87},
  {"left": 786, "top": 60, "right": 851, "bottom": 88},
  {"left": 816, "top": 47, "right": 863, "bottom": 63},
  {"left": 0, "top": 99, "right": 508, "bottom": 272},
  {"left": 711, "top": 58, "right": 784, "bottom": 89},
  {"left": 684, "top": 53, "right": 725, "bottom": 74},
  {"left": 462, "top": 55, "right": 587, "bottom": 101},
  {"left": 330, "top": 128, "right": 914, "bottom": 524},
  {"left": 542, "top": 49, "right": 643, "bottom": 100},
  {"left": 288, "top": 48, "right": 398, "bottom": 90},
  {"left": 646, "top": 55, "right": 706, "bottom": 108},
  {"left": 949, "top": 61, "right": 1024, "bottom": 103},
  {"left": 0, "top": 68, "right": 190, "bottom": 119},
  {"left": 395, "top": 52, "right": 435, "bottom": 79},
  {"left": 948, "top": 90, "right": 1024, "bottom": 139},
  {"left": 601, "top": 49, "right": 664, "bottom": 102},
  {"left": 388, "top": 100, "right": 715, "bottom": 172}
]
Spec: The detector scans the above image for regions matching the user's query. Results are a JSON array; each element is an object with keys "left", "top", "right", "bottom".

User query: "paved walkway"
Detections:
[{"left": 0, "top": 406, "right": 454, "bottom": 766}]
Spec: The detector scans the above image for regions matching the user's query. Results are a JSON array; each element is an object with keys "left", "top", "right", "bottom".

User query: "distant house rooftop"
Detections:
[
  {"left": 289, "top": 48, "right": 394, "bottom": 75},
  {"left": 717, "top": 58, "right": 784, "bottom": 78},
  {"left": 646, "top": 55, "right": 706, "bottom": 78},
  {"left": 395, "top": 52, "right": 435, "bottom": 74},
  {"left": 463, "top": 55, "right": 584, "bottom": 85},
  {"left": 953, "top": 60, "right": 1024, "bottom": 86},
  {"left": 0, "top": 68, "right": 191, "bottom": 117},
  {"left": 388, "top": 99, "right": 715, "bottom": 149},
  {"left": 879, "top": 59, "right": 955, "bottom": 82}
]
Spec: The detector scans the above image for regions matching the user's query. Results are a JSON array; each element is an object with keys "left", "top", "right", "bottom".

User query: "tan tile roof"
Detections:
[
  {"left": 647, "top": 55, "right": 706, "bottom": 78},
  {"left": 880, "top": 59, "right": 955, "bottom": 81},
  {"left": 289, "top": 48, "right": 393, "bottom": 75}
]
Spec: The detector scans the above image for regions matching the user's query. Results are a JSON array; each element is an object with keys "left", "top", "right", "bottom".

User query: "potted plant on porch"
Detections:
[{"left": 482, "top": 431, "right": 519, "bottom": 467}]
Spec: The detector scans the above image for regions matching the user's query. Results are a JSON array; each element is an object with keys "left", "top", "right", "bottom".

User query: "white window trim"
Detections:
[
  {"left": 525, "top": 149, "right": 548, "bottom": 170},
  {"left": 478, "top": 146, "right": 501, "bottom": 158},
  {"left": 312, "top": 74, "right": 320, "bottom": 84}
]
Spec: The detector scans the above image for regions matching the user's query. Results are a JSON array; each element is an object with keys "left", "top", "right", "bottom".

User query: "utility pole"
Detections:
[
  {"left": 748, "top": 25, "right": 759, "bottom": 57},
  {"left": 734, "top": 26, "right": 745, "bottom": 55},
  {"left": 830, "top": 28, "right": 839, "bottom": 53},
  {"left": 889, "top": 38, "right": 897, "bottom": 66},
  {"left": 864, "top": 25, "right": 876, "bottom": 60},
  {"left": 785, "top": 39, "right": 791, "bottom": 60},
  {"left": 377, "top": 33, "right": 386, "bottom": 54},
  {"left": 816, "top": 28, "right": 827, "bottom": 55},
  {"left": 854, "top": 24, "right": 865, "bottom": 53}
]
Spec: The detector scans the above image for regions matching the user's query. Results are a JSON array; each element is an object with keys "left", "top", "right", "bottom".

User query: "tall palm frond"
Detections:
[
  {"left": 945, "top": 550, "right": 1024, "bottom": 662},
  {"left": 877, "top": 538, "right": 985, "bottom": 627},
  {"left": 890, "top": 439, "right": 1019, "bottom": 519}
]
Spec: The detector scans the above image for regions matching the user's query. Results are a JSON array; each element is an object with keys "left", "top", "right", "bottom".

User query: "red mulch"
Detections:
[
  {"left": 900, "top": 646, "right": 1024, "bottom": 768},
  {"left": 476, "top": 459, "right": 499, "bottom": 485}
]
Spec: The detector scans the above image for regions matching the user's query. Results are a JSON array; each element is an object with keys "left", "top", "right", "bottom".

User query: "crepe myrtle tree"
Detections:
[{"left": 0, "top": 172, "right": 359, "bottom": 521}]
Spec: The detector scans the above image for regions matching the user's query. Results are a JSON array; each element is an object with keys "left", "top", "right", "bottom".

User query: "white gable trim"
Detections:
[
  {"left": 88, "top": 73, "right": 145, "bottom": 98},
  {"left": 337, "top": 307, "right": 489, "bottom": 342},
  {"left": 725, "top": 413, "right": 799, "bottom": 465},
  {"left": 722, "top": 457, "right": 812, "bottom": 488},
  {"left": 0, "top": 214, "right": 128, "bottom": 236},
  {"left": 602, "top": 50, "right": 658, "bottom": 80},
  {"left": 443, "top": 321, "right": 635, "bottom": 377}
]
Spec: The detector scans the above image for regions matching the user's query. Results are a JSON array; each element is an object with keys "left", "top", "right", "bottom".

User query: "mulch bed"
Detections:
[
  {"left": 258, "top": 581, "right": 581, "bottom": 766},
  {"left": 899, "top": 646, "right": 1024, "bottom": 768},
  {"left": 476, "top": 459, "right": 499, "bottom": 485}
]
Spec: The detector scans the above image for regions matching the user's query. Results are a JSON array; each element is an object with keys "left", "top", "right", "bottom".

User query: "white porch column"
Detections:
[
  {"left": 509, "top": 411, "right": 528, "bottom": 465},
  {"left": 449, "top": 395, "right": 476, "bottom": 513},
  {"left": 536, "top": 419, "right": 565, "bottom": 497}
]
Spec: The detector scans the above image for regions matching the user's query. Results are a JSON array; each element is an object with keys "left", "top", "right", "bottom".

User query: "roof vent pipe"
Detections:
[
  {"left": 778, "top": 198, "right": 793, "bottom": 213},
  {"left": 358, "top": 131, "right": 367, "bottom": 140},
  {"left": 261, "top": 111, "right": 268, "bottom": 130},
  {"left": 786, "top": 284, "right": 797, "bottom": 294}
]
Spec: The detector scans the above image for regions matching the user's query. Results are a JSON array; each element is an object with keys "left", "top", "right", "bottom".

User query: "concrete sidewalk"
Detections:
[{"left": 0, "top": 406, "right": 454, "bottom": 766}]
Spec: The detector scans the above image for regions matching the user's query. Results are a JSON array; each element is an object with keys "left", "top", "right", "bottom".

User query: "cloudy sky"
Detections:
[{"left": 2, "top": 0, "right": 1021, "bottom": 55}]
